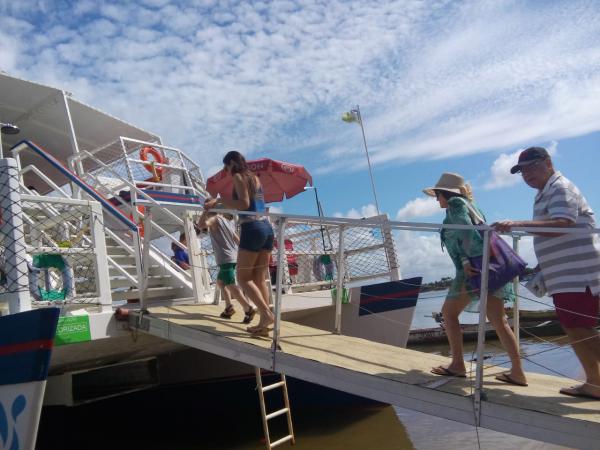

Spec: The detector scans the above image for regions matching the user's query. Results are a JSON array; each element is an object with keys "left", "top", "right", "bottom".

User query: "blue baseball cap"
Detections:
[{"left": 510, "top": 147, "right": 550, "bottom": 174}]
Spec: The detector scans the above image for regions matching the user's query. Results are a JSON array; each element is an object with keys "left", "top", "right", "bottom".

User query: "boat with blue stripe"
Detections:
[{"left": 0, "top": 308, "right": 59, "bottom": 450}]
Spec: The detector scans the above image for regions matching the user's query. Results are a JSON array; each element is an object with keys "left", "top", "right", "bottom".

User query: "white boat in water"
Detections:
[{"left": 0, "top": 73, "right": 419, "bottom": 410}]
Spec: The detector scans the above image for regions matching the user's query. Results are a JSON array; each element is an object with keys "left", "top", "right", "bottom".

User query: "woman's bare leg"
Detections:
[
  {"left": 237, "top": 249, "right": 273, "bottom": 328},
  {"left": 252, "top": 250, "right": 274, "bottom": 327},
  {"left": 486, "top": 295, "right": 527, "bottom": 384},
  {"left": 436, "top": 292, "right": 471, "bottom": 375},
  {"left": 225, "top": 284, "right": 251, "bottom": 312},
  {"left": 255, "top": 250, "right": 272, "bottom": 308}
]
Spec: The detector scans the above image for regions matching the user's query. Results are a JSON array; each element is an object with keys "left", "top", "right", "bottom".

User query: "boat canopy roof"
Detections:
[{"left": 0, "top": 72, "right": 160, "bottom": 191}]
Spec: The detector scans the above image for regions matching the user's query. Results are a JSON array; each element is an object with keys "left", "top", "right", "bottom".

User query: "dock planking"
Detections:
[{"left": 131, "top": 304, "right": 600, "bottom": 449}]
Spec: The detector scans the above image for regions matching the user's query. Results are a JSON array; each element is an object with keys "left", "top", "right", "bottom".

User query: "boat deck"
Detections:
[{"left": 131, "top": 304, "right": 600, "bottom": 449}]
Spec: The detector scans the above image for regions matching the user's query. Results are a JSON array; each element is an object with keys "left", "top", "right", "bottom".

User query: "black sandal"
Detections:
[
  {"left": 220, "top": 305, "right": 235, "bottom": 319},
  {"left": 242, "top": 308, "right": 256, "bottom": 324}
]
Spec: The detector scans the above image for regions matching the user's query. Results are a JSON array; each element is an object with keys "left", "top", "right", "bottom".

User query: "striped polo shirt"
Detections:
[{"left": 533, "top": 172, "right": 600, "bottom": 295}]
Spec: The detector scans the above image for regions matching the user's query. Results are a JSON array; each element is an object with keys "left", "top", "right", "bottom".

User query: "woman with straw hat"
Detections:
[{"left": 423, "top": 173, "right": 527, "bottom": 386}]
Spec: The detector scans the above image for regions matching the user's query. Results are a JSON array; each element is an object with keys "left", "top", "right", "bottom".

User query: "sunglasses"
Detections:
[{"left": 518, "top": 158, "right": 546, "bottom": 173}]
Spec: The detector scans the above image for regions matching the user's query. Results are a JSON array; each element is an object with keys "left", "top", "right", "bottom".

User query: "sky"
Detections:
[{"left": 2, "top": 0, "right": 600, "bottom": 282}]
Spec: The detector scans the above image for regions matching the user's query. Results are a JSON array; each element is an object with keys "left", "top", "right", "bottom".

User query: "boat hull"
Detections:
[{"left": 0, "top": 308, "right": 59, "bottom": 450}]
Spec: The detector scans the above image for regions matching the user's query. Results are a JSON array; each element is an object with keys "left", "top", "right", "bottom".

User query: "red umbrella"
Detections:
[{"left": 206, "top": 158, "right": 313, "bottom": 203}]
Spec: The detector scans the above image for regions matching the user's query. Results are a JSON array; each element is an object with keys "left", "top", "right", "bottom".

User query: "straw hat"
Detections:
[{"left": 423, "top": 172, "right": 467, "bottom": 197}]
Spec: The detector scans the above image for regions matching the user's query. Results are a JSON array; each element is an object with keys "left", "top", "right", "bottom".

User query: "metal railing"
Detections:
[
  {"left": 10, "top": 141, "right": 145, "bottom": 300},
  {"left": 259, "top": 211, "right": 600, "bottom": 428},
  {"left": 0, "top": 159, "right": 112, "bottom": 313}
]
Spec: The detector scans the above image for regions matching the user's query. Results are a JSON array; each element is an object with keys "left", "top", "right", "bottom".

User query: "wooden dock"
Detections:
[{"left": 130, "top": 304, "right": 600, "bottom": 449}]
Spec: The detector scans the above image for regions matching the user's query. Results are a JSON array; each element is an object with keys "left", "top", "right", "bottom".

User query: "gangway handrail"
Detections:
[
  {"left": 12, "top": 140, "right": 138, "bottom": 232},
  {"left": 213, "top": 209, "right": 600, "bottom": 235}
]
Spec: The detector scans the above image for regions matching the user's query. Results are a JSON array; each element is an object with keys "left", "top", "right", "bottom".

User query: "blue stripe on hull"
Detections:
[
  {"left": 0, "top": 351, "right": 54, "bottom": 386},
  {"left": 0, "top": 308, "right": 60, "bottom": 386},
  {"left": 0, "top": 308, "right": 60, "bottom": 345},
  {"left": 359, "top": 277, "right": 422, "bottom": 316}
]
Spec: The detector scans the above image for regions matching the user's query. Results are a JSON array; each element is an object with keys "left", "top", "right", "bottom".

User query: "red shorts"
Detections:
[{"left": 552, "top": 288, "right": 600, "bottom": 328}]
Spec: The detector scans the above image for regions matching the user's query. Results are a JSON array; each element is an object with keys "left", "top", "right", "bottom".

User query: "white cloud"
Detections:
[
  {"left": 484, "top": 149, "right": 524, "bottom": 190},
  {"left": 267, "top": 205, "right": 283, "bottom": 214},
  {"left": 484, "top": 140, "right": 559, "bottom": 190},
  {"left": 395, "top": 231, "right": 454, "bottom": 283},
  {"left": 396, "top": 197, "right": 439, "bottom": 220},
  {"left": 393, "top": 230, "right": 539, "bottom": 284},
  {"left": 1, "top": 1, "right": 599, "bottom": 174},
  {"left": 334, "top": 203, "right": 379, "bottom": 219},
  {"left": 0, "top": 32, "right": 20, "bottom": 74}
]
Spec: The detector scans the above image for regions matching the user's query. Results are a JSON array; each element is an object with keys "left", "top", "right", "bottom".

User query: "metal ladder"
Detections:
[{"left": 255, "top": 368, "right": 295, "bottom": 449}]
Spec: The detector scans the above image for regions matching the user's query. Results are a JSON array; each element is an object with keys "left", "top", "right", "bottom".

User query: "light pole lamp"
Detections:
[
  {"left": 342, "top": 105, "right": 380, "bottom": 216},
  {"left": 0, "top": 122, "right": 20, "bottom": 159}
]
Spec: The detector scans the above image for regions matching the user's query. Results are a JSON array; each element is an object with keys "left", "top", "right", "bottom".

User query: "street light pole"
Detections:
[
  {"left": 312, "top": 187, "right": 324, "bottom": 218},
  {"left": 305, "top": 186, "right": 329, "bottom": 250},
  {"left": 342, "top": 105, "right": 381, "bottom": 216}
]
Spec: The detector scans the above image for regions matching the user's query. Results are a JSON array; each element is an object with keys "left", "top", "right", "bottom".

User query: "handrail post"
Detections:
[
  {"left": 272, "top": 217, "right": 287, "bottom": 366},
  {"left": 381, "top": 215, "right": 400, "bottom": 281},
  {"left": 184, "top": 211, "right": 204, "bottom": 303},
  {"left": 0, "top": 158, "right": 31, "bottom": 313},
  {"left": 474, "top": 228, "right": 491, "bottom": 426},
  {"left": 132, "top": 231, "right": 145, "bottom": 312},
  {"left": 335, "top": 225, "right": 346, "bottom": 334},
  {"left": 139, "top": 207, "right": 152, "bottom": 311},
  {"left": 512, "top": 235, "right": 521, "bottom": 343},
  {"left": 90, "top": 201, "right": 113, "bottom": 312}
]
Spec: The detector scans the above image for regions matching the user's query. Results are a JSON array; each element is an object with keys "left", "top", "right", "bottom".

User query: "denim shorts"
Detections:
[{"left": 239, "top": 219, "right": 274, "bottom": 252}]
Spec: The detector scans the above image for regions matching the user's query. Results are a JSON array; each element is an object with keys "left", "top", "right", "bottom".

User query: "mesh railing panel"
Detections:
[
  {"left": 77, "top": 139, "right": 207, "bottom": 225},
  {"left": 1, "top": 162, "right": 103, "bottom": 309},
  {"left": 0, "top": 166, "right": 29, "bottom": 307},
  {"left": 120, "top": 140, "right": 191, "bottom": 193},
  {"left": 21, "top": 197, "right": 100, "bottom": 304},
  {"left": 80, "top": 139, "right": 130, "bottom": 174},
  {"left": 192, "top": 215, "right": 395, "bottom": 292}
]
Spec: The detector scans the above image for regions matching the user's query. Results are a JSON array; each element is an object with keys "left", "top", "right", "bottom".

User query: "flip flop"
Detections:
[
  {"left": 242, "top": 308, "right": 256, "bottom": 324},
  {"left": 430, "top": 366, "right": 467, "bottom": 378},
  {"left": 559, "top": 386, "right": 600, "bottom": 400},
  {"left": 220, "top": 305, "right": 235, "bottom": 319},
  {"left": 495, "top": 373, "right": 528, "bottom": 387}
]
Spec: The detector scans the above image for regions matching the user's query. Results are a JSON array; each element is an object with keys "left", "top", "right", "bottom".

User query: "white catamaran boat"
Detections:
[{"left": 0, "top": 73, "right": 419, "bottom": 409}]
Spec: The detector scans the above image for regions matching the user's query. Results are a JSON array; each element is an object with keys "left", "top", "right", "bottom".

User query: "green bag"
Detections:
[{"left": 331, "top": 287, "right": 349, "bottom": 304}]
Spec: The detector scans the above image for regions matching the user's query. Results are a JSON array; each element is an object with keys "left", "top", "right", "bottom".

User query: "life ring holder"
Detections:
[
  {"left": 29, "top": 254, "right": 73, "bottom": 302},
  {"left": 312, "top": 254, "right": 335, "bottom": 282},
  {"left": 140, "top": 146, "right": 165, "bottom": 181}
]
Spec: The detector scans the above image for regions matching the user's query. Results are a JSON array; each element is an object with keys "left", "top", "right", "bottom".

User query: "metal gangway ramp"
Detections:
[{"left": 130, "top": 304, "right": 600, "bottom": 450}]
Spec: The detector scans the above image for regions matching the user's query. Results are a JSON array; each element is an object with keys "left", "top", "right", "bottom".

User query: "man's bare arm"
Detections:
[{"left": 493, "top": 218, "right": 574, "bottom": 236}]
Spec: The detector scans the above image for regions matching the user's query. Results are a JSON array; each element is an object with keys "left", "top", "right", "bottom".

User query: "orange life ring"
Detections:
[{"left": 140, "top": 146, "right": 164, "bottom": 180}]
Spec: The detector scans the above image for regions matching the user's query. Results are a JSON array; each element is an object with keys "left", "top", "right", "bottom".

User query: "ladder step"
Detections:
[
  {"left": 270, "top": 435, "right": 294, "bottom": 448},
  {"left": 262, "top": 381, "right": 285, "bottom": 393},
  {"left": 266, "top": 408, "right": 289, "bottom": 421}
]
